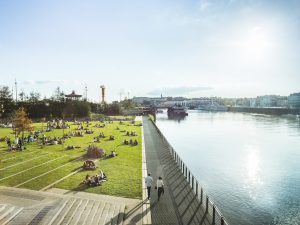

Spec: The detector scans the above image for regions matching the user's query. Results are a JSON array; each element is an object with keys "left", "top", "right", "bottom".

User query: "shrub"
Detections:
[{"left": 86, "top": 145, "right": 105, "bottom": 158}]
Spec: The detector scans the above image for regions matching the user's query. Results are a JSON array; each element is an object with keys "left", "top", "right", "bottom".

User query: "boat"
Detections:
[{"left": 167, "top": 106, "right": 188, "bottom": 116}]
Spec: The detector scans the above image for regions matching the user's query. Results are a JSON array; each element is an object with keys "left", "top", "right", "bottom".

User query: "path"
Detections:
[{"left": 143, "top": 116, "right": 212, "bottom": 225}]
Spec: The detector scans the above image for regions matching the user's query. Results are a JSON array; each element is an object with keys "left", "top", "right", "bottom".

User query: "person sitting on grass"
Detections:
[
  {"left": 93, "top": 175, "right": 100, "bottom": 186},
  {"left": 81, "top": 174, "right": 91, "bottom": 185},
  {"left": 93, "top": 137, "right": 100, "bottom": 142},
  {"left": 109, "top": 135, "right": 115, "bottom": 141},
  {"left": 98, "top": 170, "right": 107, "bottom": 180},
  {"left": 107, "top": 151, "right": 117, "bottom": 158},
  {"left": 81, "top": 171, "right": 107, "bottom": 187}
]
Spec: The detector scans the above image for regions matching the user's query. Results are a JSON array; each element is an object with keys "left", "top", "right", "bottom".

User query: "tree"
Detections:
[
  {"left": 121, "top": 99, "right": 136, "bottom": 109},
  {"left": 12, "top": 108, "right": 34, "bottom": 144},
  {"left": 28, "top": 91, "right": 41, "bottom": 104},
  {"left": 0, "top": 86, "right": 14, "bottom": 118},
  {"left": 19, "top": 90, "right": 26, "bottom": 102},
  {"left": 52, "top": 87, "right": 65, "bottom": 102}
]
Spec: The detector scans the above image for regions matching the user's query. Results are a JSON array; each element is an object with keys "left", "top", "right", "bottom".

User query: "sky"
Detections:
[{"left": 0, "top": 0, "right": 300, "bottom": 102}]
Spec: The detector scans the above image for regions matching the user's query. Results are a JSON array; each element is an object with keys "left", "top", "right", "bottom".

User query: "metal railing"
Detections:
[{"left": 150, "top": 118, "right": 229, "bottom": 225}]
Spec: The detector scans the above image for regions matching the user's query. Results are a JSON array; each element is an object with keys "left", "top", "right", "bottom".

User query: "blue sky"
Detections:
[{"left": 0, "top": 0, "right": 299, "bottom": 101}]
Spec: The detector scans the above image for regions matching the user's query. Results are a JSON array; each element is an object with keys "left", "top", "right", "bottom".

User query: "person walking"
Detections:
[
  {"left": 145, "top": 173, "right": 153, "bottom": 200},
  {"left": 157, "top": 176, "right": 164, "bottom": 201}
]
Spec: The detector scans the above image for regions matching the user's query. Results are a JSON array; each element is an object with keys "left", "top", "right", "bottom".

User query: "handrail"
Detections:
[{"left": 149, "top": 117, "right": 230, "bottom": 225}]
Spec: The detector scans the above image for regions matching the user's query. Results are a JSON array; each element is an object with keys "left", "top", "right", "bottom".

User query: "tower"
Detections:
[
  {"left": 15, "top": 79, "right": 18, "bottom": 103},
  {"left": 100, "top": 85, "right": 105, "bottom": 104},
  {"left": 84, "top": 85, "right": 88, "bottom": 101}
]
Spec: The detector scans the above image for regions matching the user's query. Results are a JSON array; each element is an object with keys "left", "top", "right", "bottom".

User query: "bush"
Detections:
[{"left": 86, "top": 145, "right": 105, "bottom": 158}]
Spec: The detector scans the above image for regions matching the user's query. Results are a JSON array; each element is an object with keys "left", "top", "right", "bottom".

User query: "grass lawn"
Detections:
[{"left": 0, "top": 119, "right": 142, "bottom": 199}]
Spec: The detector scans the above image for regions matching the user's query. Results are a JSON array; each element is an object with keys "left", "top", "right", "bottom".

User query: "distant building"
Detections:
[
  {"left": 65, "top": 90, "right": 82, "bottom": 101},
  {"left": 255, "top": 95, "right": 287, "bottom": 108},
  {"left": 132, "top": 96, "right": 168, "bottom": 106},
  {"left": 288, "top": 93, "right": 300, "bottom": 108}
]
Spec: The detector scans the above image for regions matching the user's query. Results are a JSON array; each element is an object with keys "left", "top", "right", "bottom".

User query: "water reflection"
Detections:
[
  {"left": 243, "top": 145, "right": 263, "bottom": 200},
  {"left": 167, "top": 114, "right": 187, "bottom": 122}
]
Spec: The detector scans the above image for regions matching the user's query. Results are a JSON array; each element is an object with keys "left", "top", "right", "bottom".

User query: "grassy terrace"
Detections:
[{"left": 0, "top": 119, "right": 142, "bottom": 199}]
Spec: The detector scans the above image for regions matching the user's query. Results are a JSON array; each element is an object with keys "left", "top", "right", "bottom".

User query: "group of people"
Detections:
[
  {"left": 93, "top": 132, "right": 106, "bottom": 142},
  {"left": 66, "top": 145, "right": 81, "bottom": 150},
  {"left": 81, "top": 170, "right": 107, "bottom": 187},
  {"left": 145, "top": 173, "right": 164, "bottom": 201},
  {"left": 126, "top": 131, "right": 138, "bottom": 136},
  {"left": 42, "top": 136, "right": 64, "bottom": 145},
  {"left": 95, "top": 123, "right": 106, "bottom": 128},
  {"left": 85, "top": 130, "right": 94, "bottom": 134},
  {"left": 6, "top": 137, "right": 24, "bottom": 151},
  {"left": 123, "top": 139, "right": 138, "bottom": 146},
  {"left": 47, "top": 120, "right": 70, "bottom": 130},
  {"left": 82, "top": 160, "right": 96, "bottom": 170},
  {"left": 67, "top": 131, "right": 84, "bottom": 137},
  {"left": 76, "top": 124, "right": 84, "bottom": 130}
]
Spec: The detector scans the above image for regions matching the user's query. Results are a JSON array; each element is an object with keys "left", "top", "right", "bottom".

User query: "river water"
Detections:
[{"left": 155, "top": 111, "right": 300, "bottom": 225}]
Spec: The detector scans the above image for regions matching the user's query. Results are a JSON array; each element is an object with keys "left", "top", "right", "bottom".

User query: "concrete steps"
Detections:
[
  {"left": 0, "top": 187, "right": 131, "bottom": 225},
  {"left": 45, "top": 197, "right": 125, "bottom": 225},
  {"left": 0, "top": 204, "right": 23, "bottom": 225}
]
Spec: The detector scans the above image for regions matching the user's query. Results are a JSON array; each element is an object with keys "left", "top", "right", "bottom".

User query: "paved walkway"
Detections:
[{"left": 143, "top": 116, "right": 212, "bottom": 225}]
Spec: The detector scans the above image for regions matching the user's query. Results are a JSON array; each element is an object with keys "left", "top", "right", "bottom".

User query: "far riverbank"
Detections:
[{"left": 228, "top": 106, "right": 300, "bottom": 115}]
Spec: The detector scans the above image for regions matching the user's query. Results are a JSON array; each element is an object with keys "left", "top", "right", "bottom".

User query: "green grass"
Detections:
[{"left": 0, "top": 120, "right": 142, "bottom": 199}]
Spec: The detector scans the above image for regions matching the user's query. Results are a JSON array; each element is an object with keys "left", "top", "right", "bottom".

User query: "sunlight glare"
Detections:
[{"left": 243, "top": 145, "right": 263, "bottom": 199}]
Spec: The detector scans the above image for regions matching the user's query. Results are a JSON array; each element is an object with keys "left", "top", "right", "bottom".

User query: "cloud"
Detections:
[
  {"left": 147, "top": 86, "right": 213, "bottom": 96},
  {"left": 198, "top": 0, "right": 211, "bottom": 11},
  {"left": 23, "top": 80, "right": 84, "bottom": 85}
]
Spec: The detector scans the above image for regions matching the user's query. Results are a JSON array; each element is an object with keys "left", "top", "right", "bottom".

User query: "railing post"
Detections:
[
  {"left": 196, "top": 182, "right": 198, "bottom": 196},
  {"left": 221, "top": 217, "right": 225, "bottom": 225},
  {"left": 212, "top": 205, "right": 216, "bottom": 224},
  {"left": 188, "top": 171, "right": 191, "bottom": 184},
  {"left": 206, "top": 196, "right": 209, "bottom": 212},
  {"left": 192, "top": 176, "right": 194, "bottom": 190},
  {"left": 185, "top": 167, "right": 187, "bottom": 178},
  {"left": 200, "top": 188, "right": 203, "bottom": 204}
]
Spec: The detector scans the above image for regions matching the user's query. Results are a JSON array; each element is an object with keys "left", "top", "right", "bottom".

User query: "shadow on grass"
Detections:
[
  {"left": 71, "top": 166, "right": 83, "bottom": 172},
  {"left": 71, "top": 183, "right": 90, "bottom": 192}
]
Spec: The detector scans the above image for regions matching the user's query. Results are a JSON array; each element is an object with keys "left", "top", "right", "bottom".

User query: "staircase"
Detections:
[{"left": 0, "top": 187, "right": 130, "bottom": 225}]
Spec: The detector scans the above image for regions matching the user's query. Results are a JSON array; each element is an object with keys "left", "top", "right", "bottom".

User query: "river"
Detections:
[{"left": 155, "top": 111, "right": 300, "bottom": 225}]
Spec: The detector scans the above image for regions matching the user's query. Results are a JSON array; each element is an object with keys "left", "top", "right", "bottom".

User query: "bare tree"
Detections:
[{"left": 12, "top": 107, "right": 34, "bottom": 146}]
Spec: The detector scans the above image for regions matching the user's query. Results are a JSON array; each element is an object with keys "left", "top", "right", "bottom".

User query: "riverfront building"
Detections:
[{"left": 288, "top": 92, "right": 300, "bottom": 108}]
